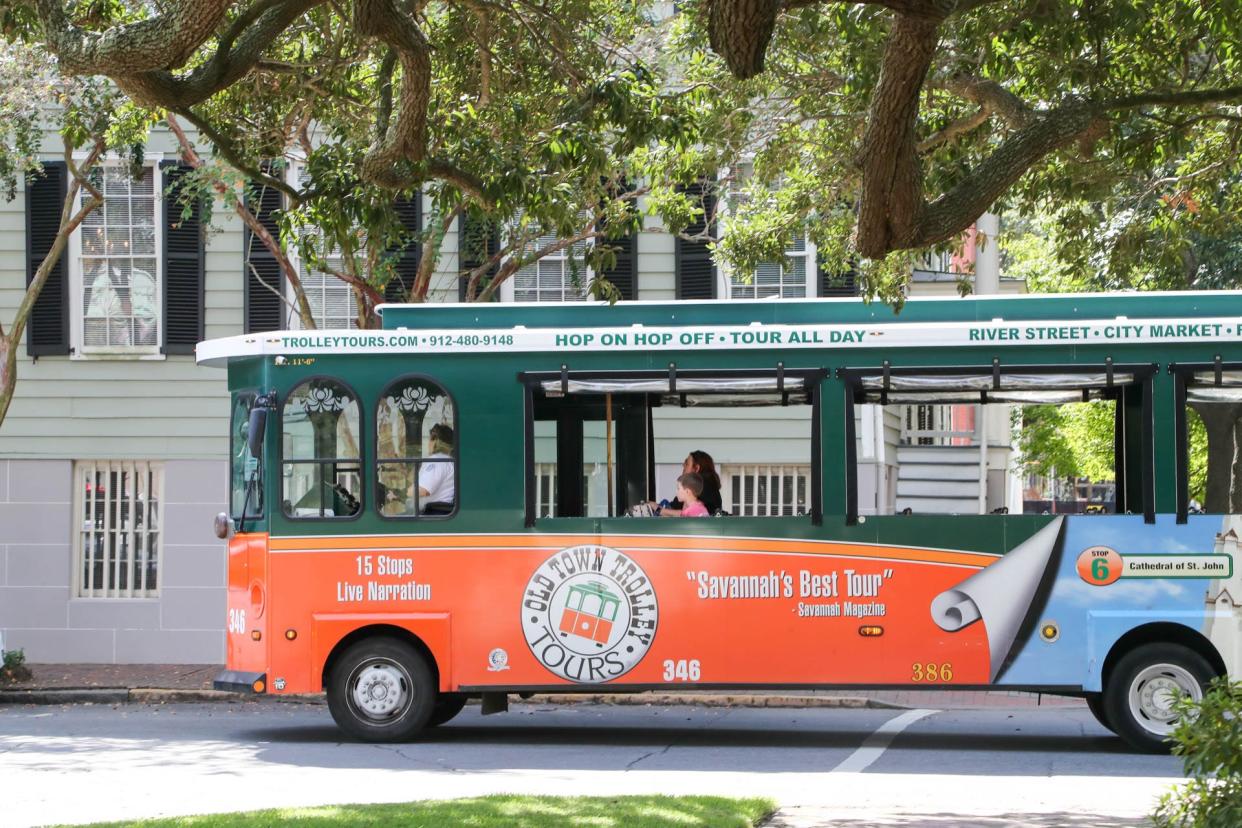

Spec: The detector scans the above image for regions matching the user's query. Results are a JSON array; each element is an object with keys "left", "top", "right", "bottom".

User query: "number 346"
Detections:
[{"left": 662, "top": 659, "right": 701, "bottom": 682}]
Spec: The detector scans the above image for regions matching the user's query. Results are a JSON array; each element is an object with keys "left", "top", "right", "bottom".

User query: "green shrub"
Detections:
[
  {"left": 1151, "top": 677, "right": 1242, "bottom": 828},
  {"left": 1, "top": 646, "right": 32, "bottom": 684}
]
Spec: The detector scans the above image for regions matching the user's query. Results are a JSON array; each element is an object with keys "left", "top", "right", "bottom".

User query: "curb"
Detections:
[
  {"left": 517, "top": 693, "right": 906, "bottom": 710},
  {"left": 0, "top": 688, "right": 326, "bottom": 706},
  {"left": 1, "top": 687, "right": 903, "bottom": 710}
]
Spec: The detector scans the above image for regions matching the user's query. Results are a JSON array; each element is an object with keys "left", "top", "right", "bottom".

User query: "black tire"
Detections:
[
  {"left": 327, "top": 637, "right": 436, "bottom": 742},
  {"left": 1102, "top": 643, "right": 1215, "bottom": 754},
  {"left": 1084, "top": 692, "right": 1114, "bottom": 734},
  {"left": 428, "top": 693, "right": 468, "bottom": 727}
]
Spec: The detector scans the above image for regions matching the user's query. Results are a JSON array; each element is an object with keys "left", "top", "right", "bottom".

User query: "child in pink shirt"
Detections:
[{"left": 675, "top": 473, "right": 710, "bottom": 517}]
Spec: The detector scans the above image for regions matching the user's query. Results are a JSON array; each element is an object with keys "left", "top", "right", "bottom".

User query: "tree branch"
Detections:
[
  {"left": 1105, "top": 85, "right": 1242, "bottom": 110},
  {"left": 172, "top": 106, "right": 302, "bottom": 203},
  {"left": 35, "top": 0, "right": 231, "bottom": 75},
  {"left": 918, "top": 106, "right": 988, "bottom": 152},
  {"left": 166, "top": 114, "right": 316, "bottom": 328},
  {"left": 96, "top": 0, "right": 322, "bottom": 109},
  {"left": 943, "top": 74, "right": 1031, "bottom": 128},
  {"left": 355, "top": 0, "right": 432, "bottom": 188}
]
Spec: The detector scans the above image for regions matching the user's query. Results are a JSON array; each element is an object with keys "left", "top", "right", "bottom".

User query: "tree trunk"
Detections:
[
  {"left": 1232, "top": 413, "right": 1242, "bottom": 514},
  {"left": 854, "top": 11, "right": 942, "bottom": 258},
  {"left": 1190, "top": 402, "right": 1240, "bottom": 512},
  {"left": 0, "top": 336, "right": 15, "bottom": 427}
]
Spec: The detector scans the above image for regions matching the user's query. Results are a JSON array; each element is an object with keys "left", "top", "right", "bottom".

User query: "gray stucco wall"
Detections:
[{"left": 0, "top": 458, "right": 226, "bottom": 663}]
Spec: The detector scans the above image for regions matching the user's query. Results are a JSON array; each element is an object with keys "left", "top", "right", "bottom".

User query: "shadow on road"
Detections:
[{"left": 769, "top": 809, "right": 1150, "bottom": 828}]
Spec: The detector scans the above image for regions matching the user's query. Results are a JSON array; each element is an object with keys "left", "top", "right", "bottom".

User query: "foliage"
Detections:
[
  {"left": 70, "top": 795, "right": 778, "bottom": 828},
  {"left": 1, "top": 646, "right": 31, "bottom": 685},
  {"left": 1152, "top": 678, "right": 1242, "bottom": 828},
  {"left": 680, "top": 0, "right": 1242, "bottom": 301},
  {"left": 1016, "top": 402, "right": 1115, "bottom": 483},
  {"left": 5, "top": 0, "right": 717, "bottom": 320},
  {"left": 1017, "top": 400, "right": 1208, "bottom": 503}
]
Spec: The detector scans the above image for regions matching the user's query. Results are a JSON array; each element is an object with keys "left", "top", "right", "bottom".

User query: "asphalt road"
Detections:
[{"left": 0, "top": 700, "right": 1185, "bottom": 827}]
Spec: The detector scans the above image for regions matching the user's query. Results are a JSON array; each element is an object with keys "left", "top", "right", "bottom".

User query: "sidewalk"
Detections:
[{"left": 0, "top": 663, "right": 1086, "bottom": 710}]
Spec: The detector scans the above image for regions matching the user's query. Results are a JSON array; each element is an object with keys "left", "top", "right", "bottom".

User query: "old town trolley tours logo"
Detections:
[{"left": 521, "top": 545, "right": 659, "bottom": 682}]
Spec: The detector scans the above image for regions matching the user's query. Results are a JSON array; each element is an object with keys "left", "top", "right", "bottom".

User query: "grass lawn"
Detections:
[{"left": 73, "top": 795, "right": 778, "bottom": 827}]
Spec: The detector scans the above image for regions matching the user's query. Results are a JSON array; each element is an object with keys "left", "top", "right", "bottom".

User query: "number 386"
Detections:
[{"left": 911, "top": 662, "right": 953, "bottom": 682}]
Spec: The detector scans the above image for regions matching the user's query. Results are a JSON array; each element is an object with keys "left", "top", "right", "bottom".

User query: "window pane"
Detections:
[
  {"left": 76, "top": 461, "right": 162, "bottom": 597},
  {"left": 78, "top": 166, "right": 160, "bottom": 349},
  {"left": 282, "top": 379, "right": 362, "bottom": 519},
  {"left": 230, "top": 394, "right": 263, "bottom": 518},
  {"left": 376, "top": 377, "right": 456, "bottom": 517}
]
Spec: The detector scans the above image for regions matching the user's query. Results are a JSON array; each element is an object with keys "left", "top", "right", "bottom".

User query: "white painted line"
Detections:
[{"left": 831, "top": 708, "right": 938, "bottom": 773}]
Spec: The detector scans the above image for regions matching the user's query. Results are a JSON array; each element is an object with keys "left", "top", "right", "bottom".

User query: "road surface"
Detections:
[{"left": 0, "top": 700, "right": 1184, "bottom": 827}]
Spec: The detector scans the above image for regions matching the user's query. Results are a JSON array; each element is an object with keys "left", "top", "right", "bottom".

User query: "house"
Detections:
[{"left": 0, "top": 125, "right": 1022, "bottom": 663}]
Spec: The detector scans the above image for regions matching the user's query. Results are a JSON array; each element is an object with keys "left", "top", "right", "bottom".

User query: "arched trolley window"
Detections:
[
  {"left": 375, "top": 376, "right": 457, "bottom": 518},
  {"left": 281, "top": 378, "right": 363, "bottom": 519},
  {"left": 837, "top": 360, "right": 1158, "bottom": 524}
]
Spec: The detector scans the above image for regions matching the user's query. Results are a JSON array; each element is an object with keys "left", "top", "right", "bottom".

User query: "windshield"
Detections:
[{"left": 230, "top": 392, "right": 264, "bottom": 519}]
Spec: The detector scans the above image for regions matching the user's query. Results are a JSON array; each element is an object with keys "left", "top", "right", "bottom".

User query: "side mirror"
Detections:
[
  {"left": 214, "top": 511, "right": 232, "bottom": 540},
  {"left": 247, "top": 408, "right": 267, "bottom": 460}
]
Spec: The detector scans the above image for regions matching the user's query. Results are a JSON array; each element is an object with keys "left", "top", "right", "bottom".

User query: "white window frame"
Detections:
[
  {"left": 284, "top": 162, "right": 359, "bottom": 330},
  {"left": 718, "top": 166, "right": 817, "bottom": 299},
  {"left": 507, "top": 226, "right": 593, "bottom": 304},
  {"left": 724, "top": 232, "right": 817, "bottom": 300},
  {"left": 72, "top": 460, "right": 164, "bottom": 599},
  {"left": 68, "top": 157, "right": 165, "bottom": 359}
]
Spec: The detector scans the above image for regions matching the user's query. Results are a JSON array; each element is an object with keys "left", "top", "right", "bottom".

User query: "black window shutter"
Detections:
[
  {"left": 675, "top": 181, "right": 716, "bottom": 299},
  {"left": 25, "top": 162, "right": 70, "bottom": 356},
  {"left": 599, "top": 190, "right": 638, "bottom": 301},
  {"left": 386, "top": 192, "right": 421, "bottom": 304},
  {"left": 458, "top": 212, "right": 501, "bottom": 301},
  {"left": 819, "top": 253, "right": 859, "bottom": 301},
  {"left": 243, "top": 180, "right": 284, "bottom": 333},
  {"left": 818, "top": 254, "right": 859, "bottom": 297},
  {"left": 161, "top": 162, "right": 205, "bottom": 353}
]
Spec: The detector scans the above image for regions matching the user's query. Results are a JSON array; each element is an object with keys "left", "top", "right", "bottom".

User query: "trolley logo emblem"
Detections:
[
  {"left": 521, "top": 545, "right": 659, "bottom": 683},
  {"left": 487, "top": 648, "right": 510, "bottom": 672}
]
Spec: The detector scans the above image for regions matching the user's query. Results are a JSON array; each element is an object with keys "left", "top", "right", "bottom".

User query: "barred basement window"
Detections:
[
  {"left": 722, "top": 464, "right": 810, "bottom": 516},
  {"left": 74, "top": 461, "right": 163, "bottom": 598}
]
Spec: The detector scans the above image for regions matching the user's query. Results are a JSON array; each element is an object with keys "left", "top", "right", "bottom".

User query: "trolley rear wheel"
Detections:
[
  {"left": 1084, "top": 692, "right": 1113, "bottom": 734},
  {"left": 1102, "top": 643, "right": 1214, "bottom": 753}
]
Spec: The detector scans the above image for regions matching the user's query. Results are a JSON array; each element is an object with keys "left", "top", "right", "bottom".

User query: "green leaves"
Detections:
[{"left": 1152, "top": 679, "right": 1242, "bottom": 828}]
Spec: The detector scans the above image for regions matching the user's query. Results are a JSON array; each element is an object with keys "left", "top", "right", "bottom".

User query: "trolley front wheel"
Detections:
[
  {"left": 428, "top": 693, "right": 468, "bottom": 727},
  {"left": 327, "top": 637, "right": 436, "bottom": 742}
]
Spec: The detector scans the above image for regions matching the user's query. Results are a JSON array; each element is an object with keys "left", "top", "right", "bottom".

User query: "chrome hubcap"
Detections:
[
  {"left": 1128, "top": 663, "right": 1201, "bottom": 736},
  {"left": 349, "top": 659, "right": 411, "bottom": 721}
]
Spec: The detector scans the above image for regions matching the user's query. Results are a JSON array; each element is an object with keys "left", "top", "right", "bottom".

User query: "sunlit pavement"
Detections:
[{"left": 0, "top": 701, "right": 1182, "bottom": 827}]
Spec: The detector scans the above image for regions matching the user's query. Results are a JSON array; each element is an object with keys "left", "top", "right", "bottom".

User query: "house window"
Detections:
[
  {"left": 75, "top": 165, "right": 161, "bottom": 353},
  {"left": 287, "top": 165, "right": 357, "bottom": 329},
  {"left": 299, "top": 264, "right": 357, "bottom": 329},
  {"left": 722, "top": 464, "right": 810, "bottom": 516},
  {"left": 512, "top": 232, "right": 590, "bottom": 302},
  {"left": 729, "top": 232, "right": 813, "bottom": 299},
  {"left": 74, "top": 461, "right": 163, "bottom": 598}
]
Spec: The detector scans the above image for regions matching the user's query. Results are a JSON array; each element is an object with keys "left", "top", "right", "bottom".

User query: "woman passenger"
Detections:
[{"left": 654, "top": 450, "right": 722, "bottom": 516}]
